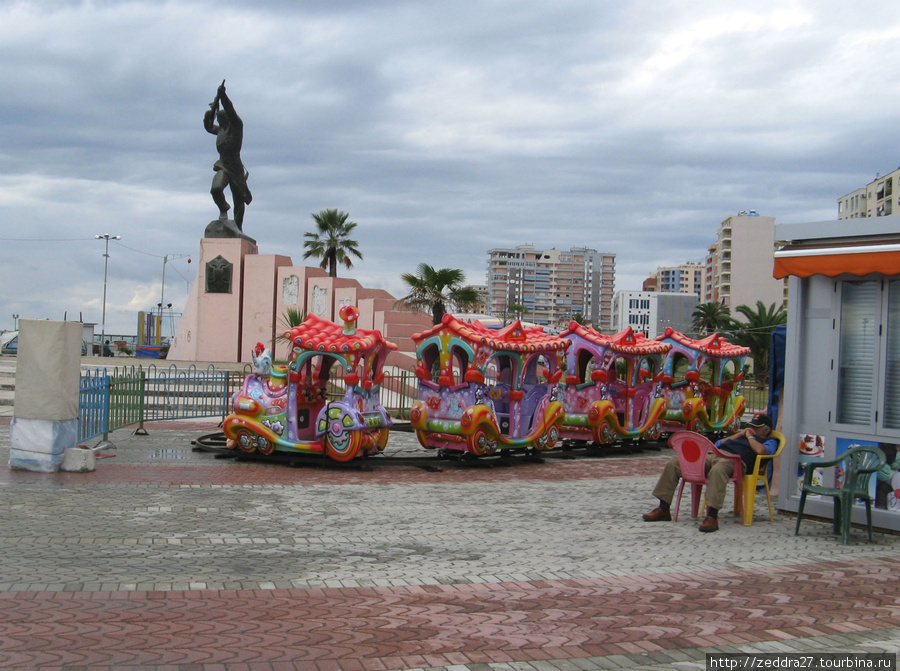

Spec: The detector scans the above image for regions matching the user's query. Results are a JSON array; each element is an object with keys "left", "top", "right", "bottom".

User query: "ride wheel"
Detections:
[
  {"left": 234, "top": 428, "right": 257, "bottom": 454},
  {"left": 256, "top": 435, "right": 276, "bottom": 455},
  {"left": 467, "top": 425, "right": 497, "bottom": 456},
  {"left": 325, "top": 427, "right": 363, "bottom": 462},
  {"left": 644, "top": 421, "right": 662, "bottom": 442},
  {"left": 594, "top": 420, "right": 616, "bottom": 445},
  {"left": 534, "top": 424, "right": 560, "bottom": 451},
  {"left": 544, "top": 424, "right": 560, "bottom": 449}
]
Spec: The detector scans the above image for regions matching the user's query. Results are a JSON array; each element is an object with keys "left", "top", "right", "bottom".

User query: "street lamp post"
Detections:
[
  {"left": 95, "top": 234, "right": 121, "bottom": 353},
  {"left": 12, "top": 314, "right": 18, "bottom": 331}
]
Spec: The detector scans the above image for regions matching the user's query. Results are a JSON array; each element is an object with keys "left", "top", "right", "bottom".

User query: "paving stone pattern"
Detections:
[{"left": 1, "top": 422, "right": 899, "bottom": 670}]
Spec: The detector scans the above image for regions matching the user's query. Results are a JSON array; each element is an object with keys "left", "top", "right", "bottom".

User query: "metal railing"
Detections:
[
  {"left": 78, "top": 364, "right": 235, "bottom": 442},
  {"left": 740, "top": 381, "right": 770, "bottom": 414},
  {"left": 77, "top": 364, "right": 419, "bottom": 442}
]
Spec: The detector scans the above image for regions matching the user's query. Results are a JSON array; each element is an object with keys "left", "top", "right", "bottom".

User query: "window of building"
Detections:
[{"left": 835, "top": 278, "right": 900, "bottom": 434}]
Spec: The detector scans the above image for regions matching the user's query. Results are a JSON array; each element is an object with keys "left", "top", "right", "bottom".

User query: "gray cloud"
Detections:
[{"left": 2, "top": 0, "right": 899, "bottom": 335}]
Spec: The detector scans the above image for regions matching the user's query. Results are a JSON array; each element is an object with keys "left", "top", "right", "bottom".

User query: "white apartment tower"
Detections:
[
  {"left": 838, "top": 167, "right": 900, "bottom": 219},
  {"left": 613, "top": 291, "right": 698, "bottom": 339},
  {"left": 486, "top": 245, "right": 616, "bottom": 331},
  {"left": 704, "top": 211, "right": 786, "bottom": 313}
]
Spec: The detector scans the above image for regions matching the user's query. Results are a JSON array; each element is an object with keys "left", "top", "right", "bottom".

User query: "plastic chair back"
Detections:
[
  {"left": 795, "top": 445, "right": 886, "bottom": 545},
  {"left": 668, "top": 430, "right": 746, "bottom": 520}
]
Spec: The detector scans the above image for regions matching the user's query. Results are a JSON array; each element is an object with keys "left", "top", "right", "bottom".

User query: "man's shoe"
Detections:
[
  {"left": 642, "top": 507, "right": 672, "bottom": 522},
  {"left": 698, "top": 516, "right": 719, "bottom": 533}
]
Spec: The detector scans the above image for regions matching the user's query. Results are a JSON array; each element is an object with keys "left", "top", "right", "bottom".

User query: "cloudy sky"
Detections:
[{"left": 3, "top": 0, "right": 900, "bottom": 337}]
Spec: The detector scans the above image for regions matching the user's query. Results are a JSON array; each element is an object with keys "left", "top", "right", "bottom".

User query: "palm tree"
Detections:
[
  {"left": 692, "top": 301, "right": 732, "bottom": 336},
  {"left": 726, "top": 301, "right": 787, "bottom": 383},
  {"left": 398, "top": 263, "right": 480, "bottom": 324},
  {"left": 505, "top": 302, "right": 526, "bottom": 324},
  {"left": 302, "top": 209, "right": 363, "bottom": 277}
]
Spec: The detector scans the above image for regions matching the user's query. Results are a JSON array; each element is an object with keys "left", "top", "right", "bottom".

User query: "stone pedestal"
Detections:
[
  {"left": 168, "top": 237, "right": 258, "bottom": 362},
  {"left": 204, "top": 218, "right": 256, "bottom": 245}
]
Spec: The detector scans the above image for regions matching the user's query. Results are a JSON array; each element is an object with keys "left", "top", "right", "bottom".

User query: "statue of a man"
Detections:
[{"left": 204, "top": 81, "right": 252, "bottom": 230}]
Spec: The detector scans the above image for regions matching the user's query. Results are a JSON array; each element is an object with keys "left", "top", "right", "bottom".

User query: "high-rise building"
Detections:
[
  {"left": 613, "top": 291, "right": 698, "bottom": 339},
  {"left": 704, "top": 211, "right": 786, "bottom": 313},
  {"left": 838, "top": 167, "right": 900, "bottom": 219},
  {"left": 486, "top": 245, "right": 616, "bottom": 331},
  {"left": 656, "top": 262, "right": 705, "bottom": 296}
]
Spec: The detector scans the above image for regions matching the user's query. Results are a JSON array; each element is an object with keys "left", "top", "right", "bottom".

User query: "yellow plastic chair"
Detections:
[{"left": 741, "top": 430, "right": 787, "bottom": 526}]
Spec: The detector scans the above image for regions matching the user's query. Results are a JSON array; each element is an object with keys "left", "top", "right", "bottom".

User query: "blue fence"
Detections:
[{"left": 78, "top": 364, "right": 241, "bottom": 442}]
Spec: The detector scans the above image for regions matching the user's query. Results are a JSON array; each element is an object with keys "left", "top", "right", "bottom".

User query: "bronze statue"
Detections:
[{"left": 204, "top": 81, "right": 252, "bottom": 230}]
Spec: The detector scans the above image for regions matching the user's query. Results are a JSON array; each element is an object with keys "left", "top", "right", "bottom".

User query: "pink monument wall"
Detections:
[{"left": 170, "top": 237, "right": 431, "bottom": 367}]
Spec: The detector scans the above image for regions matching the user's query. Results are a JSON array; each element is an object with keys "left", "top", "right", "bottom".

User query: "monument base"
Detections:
[{"left": 204, "top": 218, "right": 256, "bottom": 245}]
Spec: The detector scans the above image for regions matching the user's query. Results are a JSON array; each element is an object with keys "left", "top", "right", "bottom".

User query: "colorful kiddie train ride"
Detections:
[
  {"left": 223, "top": 305, "right": 397, "bottom": 461},
  {"left": 655, "top": 327, "right": 750, "bottom": 434},
  {"left": 558, "top": 323, "right": 672, "bottom": 445},
  {"left": 409, "top": 314, "right": 569, "bottom": 456}
]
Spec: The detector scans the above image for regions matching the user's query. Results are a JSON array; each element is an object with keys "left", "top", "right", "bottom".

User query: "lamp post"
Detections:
[
  {"left": 12, "top": 314, "right": 18, "bottom": 331},
  {"left": 95, "top": 234, "right": 121, "bottom": 351}
]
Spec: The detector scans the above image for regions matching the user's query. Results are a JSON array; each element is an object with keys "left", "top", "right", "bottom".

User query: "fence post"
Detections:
[
  {"left": 402, "top": 370, "right": 411, "bottom": 418},
  {"left": 221, "top": 371, "right": 230, "bottom": 423},
  {"left": 102, "top": 374, "right": 111, "bottom": 442},
  {"left": 134, "top": 369, "right": 148, "bottom": 435}
]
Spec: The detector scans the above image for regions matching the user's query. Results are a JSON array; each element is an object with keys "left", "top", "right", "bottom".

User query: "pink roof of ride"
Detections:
[
  {"left": 284, "top": 313, "right": 398, "bottom": 354},
  {"left": 656, "top": 327, "right": 750, "bottom": 357},
  {"left": 560, "top": 323, "right": 671, "bottom": 355},
  {"left": 413, "top": 313, "right": 569, "bottom": 352}
]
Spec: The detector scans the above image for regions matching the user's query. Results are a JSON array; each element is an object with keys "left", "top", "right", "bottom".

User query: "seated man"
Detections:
[{"left": 642, "top": 414, "right": 777, "bottom": 533}]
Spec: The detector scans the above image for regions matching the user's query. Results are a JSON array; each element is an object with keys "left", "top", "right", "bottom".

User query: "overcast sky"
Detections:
[{"left": 3, "top": 0, "right": 900, "bottom": 337}]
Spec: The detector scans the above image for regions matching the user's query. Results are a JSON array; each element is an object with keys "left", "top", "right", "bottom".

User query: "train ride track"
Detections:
[{"left": 191, "top": 430, "right": 668, "bottom": 472}]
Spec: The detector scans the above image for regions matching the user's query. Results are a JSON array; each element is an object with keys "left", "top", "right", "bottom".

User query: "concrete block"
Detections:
[{"left": 61, "top": 447, "right": 96, "bottom": 473}]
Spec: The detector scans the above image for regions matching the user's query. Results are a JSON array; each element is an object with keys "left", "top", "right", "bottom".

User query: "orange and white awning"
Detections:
[{"left": 773, "top": 242, "right": 900, "bottom": 279}]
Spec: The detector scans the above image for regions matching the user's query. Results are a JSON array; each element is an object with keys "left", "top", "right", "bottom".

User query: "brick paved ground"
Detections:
[{"left": 1, "top": 421, "right": 899, "bottom": 670}]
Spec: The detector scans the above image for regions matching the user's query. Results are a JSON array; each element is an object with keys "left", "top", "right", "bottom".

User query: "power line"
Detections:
[{"left": 0, "top": 237, "right": 96, "bottom": 242}]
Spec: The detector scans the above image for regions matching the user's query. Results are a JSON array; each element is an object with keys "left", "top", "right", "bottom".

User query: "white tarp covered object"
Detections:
[
  {"left": 9, "top": 320, "right": 82, "bottom": 471},
  {"left": 14, "top": 320, "right": 81, "bottom": 420}
]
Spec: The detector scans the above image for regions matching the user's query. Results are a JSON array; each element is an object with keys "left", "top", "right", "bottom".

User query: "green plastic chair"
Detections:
[{"left": 795, "top": 445, "right": 886, "bottom": 545}]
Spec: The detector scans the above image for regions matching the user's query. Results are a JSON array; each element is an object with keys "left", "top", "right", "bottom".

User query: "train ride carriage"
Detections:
[
  {"left": 558, "top": 323, "right": 672, "bottom": 446},
  {"left": 409, "top": 314, "right": 569, "bottom": 456},
  {"left": 655, "top": 327, "right": 750, "bottom": 434},
  {"left": 223, "top": 305, "right": 397, "bottom": 461}
]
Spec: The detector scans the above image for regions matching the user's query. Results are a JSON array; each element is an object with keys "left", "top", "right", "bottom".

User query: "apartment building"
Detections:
[
  {"left": 612, "top": 291, "right": 698, "bottom": 339},
  {"left": 838, "top": 167, "right": 900, "bottom": 219},
  {"left": 704, "top": 211, "right": 786, "bottom": 312},
  {"left": 486, "top": 245, "right": 616, "bottom": 332},
  {"left": 656, "top": 262, "right": 705, "bottom": 296}
]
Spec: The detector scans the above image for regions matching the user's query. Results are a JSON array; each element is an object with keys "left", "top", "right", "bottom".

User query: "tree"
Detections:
[
  {"left": 302, "top": 209, "right": 363, "bottom": 277},
  {"left": 726, "top": 301, "right": 787, "bottom": 383},
  {"left": 692, "top": 301, "right": 732, "bottom": 336},
  {"left": 504, "top": 302, "right": 526, "bottom": 324},
  {"left": 398, "top": 263, "right": 480, "bottom": 325}
]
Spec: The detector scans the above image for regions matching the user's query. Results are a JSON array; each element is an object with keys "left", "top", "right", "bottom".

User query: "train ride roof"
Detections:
[
  {"left": 560, "top": 323, "right": 671, "bottom": 355},
  {"left": 413, "top": 313, "right": 569, "bottom": 352},
  {"left": 656, "top": 327, "right": 750, "bottom": 357},
  {"left": 284, "top": 312, "right": 398, "bottom": 354}
]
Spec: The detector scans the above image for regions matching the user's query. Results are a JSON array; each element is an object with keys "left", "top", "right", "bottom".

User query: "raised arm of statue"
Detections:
[{"left": 217, "top": 84, "right": 242, "bottom": 130}]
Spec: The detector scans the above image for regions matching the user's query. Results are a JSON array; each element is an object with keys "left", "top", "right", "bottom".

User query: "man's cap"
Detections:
[{"left": 749, "top": 414, "right": 773, "bottom": 429}]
